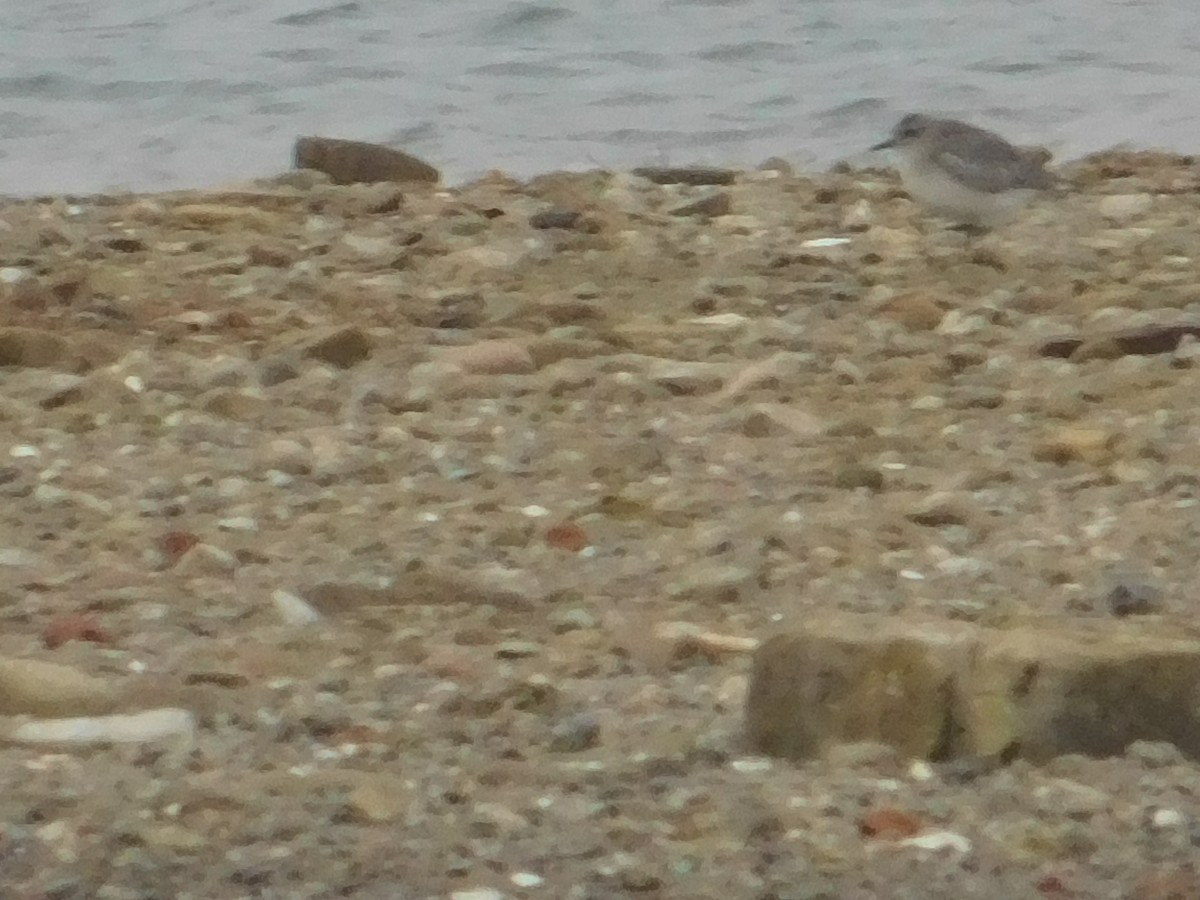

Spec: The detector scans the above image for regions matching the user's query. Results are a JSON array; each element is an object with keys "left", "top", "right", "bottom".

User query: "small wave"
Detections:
[
  {"left": 587, "top": 92, "right": 674, "bottom": 109},
  {"left": 275, "top": 2, "right": 363, "bottom": 27},
  {"left": 814, "top": 98, "right": 888, "bottom": 121},
  {"left": 483, "top": 3, "right": 575, "bottom": 37},
  {"left": 0, "top": 73, "right": 74, "bottom": 101},
  {"left": 966, "top": 60, "right": 1047, "bottom": 75},
  {"left": 696, "top": 42, "right": 798, "bottom": 64},
  {"left": 467, "top": 61, "right": 587, "bottom": 79}
]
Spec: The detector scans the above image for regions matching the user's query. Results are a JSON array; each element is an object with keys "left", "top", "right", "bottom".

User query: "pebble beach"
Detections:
[{"left": 2, "top": 149, "right": 1200, "bottom": 897}]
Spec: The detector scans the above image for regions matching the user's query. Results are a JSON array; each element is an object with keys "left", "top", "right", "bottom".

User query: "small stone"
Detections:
[
  {"left": 38, "top": 374, "right": 86, "bottom": 410},
  {"left": 247, "top": 243, "right": 297, "bottom": 268},
  {"left": 43, "top": 615, "right": 111, "bottom": 650},
  {"left": 831, "top": 357, "right": 865, "bottom": 383},
  {"left": 450, "top": 890, "right": 507, "bottom": 900},
  {"left": 529, "top": 208, "right": 581, "bottom": 230},
  {"left": 0, "top": 327, "right": 71, "bottom": 368},
  {"left": 161, "top": 531, "right": 200, "bottom": 559},
  {"left": 345, "top": 775, "right": 408, "bottom": 823},
  {"left": 0, "top": 658, "right": 121, "bottom": 717},
  {"left": 909, "top": 760, "right": 935, "bottom": 781},
  {"left": 341, "top": 233, "right": 396, "bottom": 259},
  {"left": 138, "top": 823, "right": 207, "bottom": 853},
  {"left": 495, "top": 641, "right": 541, "bottom": 659},
  {"left": 170, "top": 204, "right": 276, "bottom": 232},
  {"left": 834, "top": 463, "right": 884, "bottom": 491},
  {"left": 1126, "top": 740, "right": 1187, "bottom": 768},
  {"left": 549, "top": 608, "right": 597, "bottom": 633},
  {"left": 6, "top": 708, "right": 194, "bottom": 746},
  {"left": 899, "top": 831, "right": 972, "bottom": 853},
  {"left": 632, "top": 166, "right": 737, "bottom": 186},
  {"left": 654, "top": 622, "right": 758, "bottom": 663},
  {"left": 716, "top": 353, "right": 811, "bottom": 402},
  {"left": 907, "top": 492, "right": 971, "bottom": 527},
  {"left": 454, "top": 246, "right": 511, "bottom": 268},
  {"left": 173, "top": 543, "right": 239, "bottom": 576},
  {"left": 0, "top": 547, "right": 41, "bottom": 567},
  {"left": 666, "top": 565, "right": 755, "bottom": 605},
  {"left": 259, "top": 439, "right": 312, "bottom": 474},
  {"left": 647, "top": 360, "right": 726, "bottom": 395},
  {"left": 1040, "top": 323, "right": 1200, "bottom": 361},
  {"left": 739, "top": 404, "right": 823, "bottom": 439},
  {"left": 259, "top": 357, "right": 300, "bottom": 387},
  {"left": 859, "top": 807, "right": 923, "bottom": 840},
  {"left": 1033, "top": 778, "right": 1109, "bottom": 818},
  {"left": 571, "top": 281, "right": 602, "bottom": 299},
  {"left": 1172, "top": 334, "right": 1200, "bottom": 367},
  {"left": 303, "top": 327, "right": 372, "bottom": 369},
  {"left": 1150, "top": 808, "right": 1186, "bottom": 829},
  {"left": 669, "top": 191, "right": 732, "bottom": 218},
  {"left": 550, "top": 712, "right": 600, "bottom": 752},
  {"left": 217, "top": 516, "right": 258, "bottom": 533},
  {"left": 757, "top": 157, "right": 793, "bottom": 176},
  {"left": 1099, "top": 193, "right": 1153, "bottom": 222},
  {"left": 200, "top": 389, "right": 266, "bottom": 422},
  {"left": 1106, "top": 577, "right": 1162, "bottom": 617},
  {"left": 1033, "top": 427, "right": 1117, "bottom": 466},
  {"left": 880, "top": 292, "right": 945, "bottom": 331},
  {"left": 936, "top": 310, "right": 988, "bottom": 336},
  {"left": 730, "top": 757, "right": 772, "bottom": 773},
  {"left": 440, "top": 340, "right": 535, "bottom": 375},
  {"left": 841, "top": 199, "right": 874, "bottom": 229},
  {"left": 545, "top": 521, "right": 589, "bottom": 552},
  {"left": 272, "top": 590, "right": 324, "bottom": 626}
]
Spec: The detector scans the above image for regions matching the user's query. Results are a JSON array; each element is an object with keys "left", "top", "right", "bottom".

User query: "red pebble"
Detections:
[
  {"left": 858, "top": 807, "right": 923, "bottom": 840},
  {"left": 44, "top": 614, "right": 111, "bottom": 650},
  {"left": 1037, "top": 875, "right": 1067, "bottom": 895},
  {"left": 545, "top": 521, "right": 589, "bottom": 552},
  {"left": 161, "top": 530, "right": 200, "bottom": 558}
]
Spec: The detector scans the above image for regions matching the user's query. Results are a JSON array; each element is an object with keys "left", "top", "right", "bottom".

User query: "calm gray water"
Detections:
[{"left": 4, "top": 0, "right": 1200, "bottom": 195}]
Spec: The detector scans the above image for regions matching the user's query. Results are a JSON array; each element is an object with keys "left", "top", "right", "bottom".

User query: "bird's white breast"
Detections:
[{"left": 895, "top": 152, "right": 1037, "bottom": 227}]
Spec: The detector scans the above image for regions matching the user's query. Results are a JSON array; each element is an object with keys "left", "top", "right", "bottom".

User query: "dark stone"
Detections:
[
  {"left": 632, "top": 166, "right": 738, "bottom": 186},
  {"left": 103, "top": 236, "right": 147, "bottom": 253},
  {"left": 302, "top": 327, "right": 371, "bottom": 369},
  {"left": 1038, "top": 322, "right": 1200, "bottom": 360},
  {"left": 669, "top": 191, "right": 732, "bottom": 218},
  {"left": 549, "top": 712, "right": 601, "bottom": 753},
  {"left": 1107, "top": 579, "right": 1163, "bottom": 617},
  {"left": 529, "top": 208, "right": 581, "bottom": 230},
  {"left": 294, "top": 136, "right": 440, "bottom": 185}
]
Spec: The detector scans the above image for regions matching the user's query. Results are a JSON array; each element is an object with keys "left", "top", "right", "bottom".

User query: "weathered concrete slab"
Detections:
[
  {"left": 746, "top": 615, "right": 1200, "bottom": 764},
  {"left": 959, "top": 626, "right": 1200, "bottom": 762}
]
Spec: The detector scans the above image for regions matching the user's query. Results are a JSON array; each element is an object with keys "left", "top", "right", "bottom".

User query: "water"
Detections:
[{"left": 4, "top": 0, "right": 1200, "bottom": 196}]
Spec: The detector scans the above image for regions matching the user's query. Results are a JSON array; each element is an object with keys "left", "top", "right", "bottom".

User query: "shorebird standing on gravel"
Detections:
[{"left": 871, "top": 113, "right": 1058, "bottom": 230}]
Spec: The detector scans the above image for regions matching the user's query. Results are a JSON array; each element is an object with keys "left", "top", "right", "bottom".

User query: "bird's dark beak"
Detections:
[{"left": 870, "top": 138, "right": 895, "bottom": 151}]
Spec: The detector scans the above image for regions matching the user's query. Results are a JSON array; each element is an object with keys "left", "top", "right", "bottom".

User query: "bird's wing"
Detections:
[{"left": 932, "top": 127, "right": 1055, "bottom": 193}]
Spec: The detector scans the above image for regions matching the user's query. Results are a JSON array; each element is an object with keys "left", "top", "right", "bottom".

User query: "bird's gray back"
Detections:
[{"left": 927, "top": 120, "right": 1056, "bottom": 194}]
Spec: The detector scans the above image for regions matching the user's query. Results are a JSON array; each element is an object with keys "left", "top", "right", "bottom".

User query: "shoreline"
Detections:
[{"left": 1, "top": 136, "right": 1194, "bottom": 203}]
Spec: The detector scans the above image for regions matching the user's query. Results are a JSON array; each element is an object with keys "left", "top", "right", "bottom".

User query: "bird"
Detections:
[{"left": 871, "top": 113, "right": 1058, "bottom": 229}]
